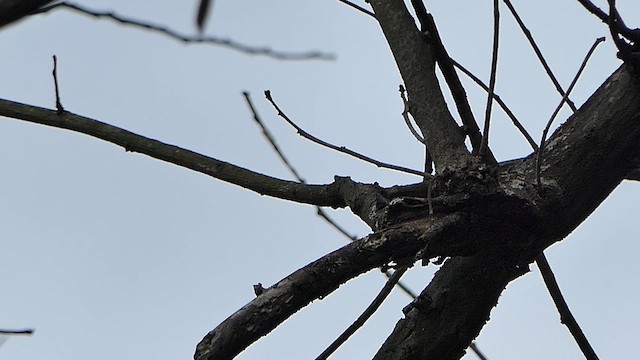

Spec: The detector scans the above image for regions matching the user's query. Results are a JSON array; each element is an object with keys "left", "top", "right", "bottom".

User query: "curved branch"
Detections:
[
  {"left": 0, "top": 98, "right": 344, "bottom": 207},
  {"left": 33, "top": 2, "right": 334, "bottom": 61},
  {"left": 368, "top": 0, "right": 473, "bottom": 173},
  {"left": 0, "top": 0, "right": 53, "bottom": 27},
  {"left": 194, "top": 214, "right": 462, "bottom": 360}
]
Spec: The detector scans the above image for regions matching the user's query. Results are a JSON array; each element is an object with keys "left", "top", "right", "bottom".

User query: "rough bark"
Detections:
[
  {"left": 372, "top": 64, "right": 640, "bottom": 359},
  {"left": 369, "top": 0, "right": 475, "bottom": 173}
]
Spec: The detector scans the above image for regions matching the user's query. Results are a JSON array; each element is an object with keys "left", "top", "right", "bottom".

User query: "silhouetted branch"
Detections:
[
  {"left": 503, "top": 0, "right": 578, "bottom": 112},
  {"left": 479, "top": 0, "right": 500, "bottom": 158},
  {"left": 576, "top": 0, "right": 640, "bottom": 42},
  {"left": 0, "top": 329, "right": 34, "bottom": 335},
  {"left": 264, "top": 90, "right": 425, "bottom": 177},
  {"left": 411, "top": 1, "right": 492, "bottom": 162},
  {"left": 0, "top": 98, "right": 348, "bottom": 208},
  {"left": 336, "top": 0, "right": 375, "bottom": 18},
  {"left": 243, "top": 91, "right": 420, "bottom": 300},
  {"left": 51, "top": 55, "right": 64, "bottom": 114},
  {"left": 536, "top": 37, "right": 605, "bottom": 191},
  {"left": 398, "top": 85, "right": 425, "bottom": 145},
  {"left": 316, "top": 266, "right": 408, "bottom": 360},
  {"left": 0, "top": 0, "right": 53, "bottom": 27},
  {"left": 33, "top": 2, "right": 334, "bottom": 61},
  {"left": 536, "top": 253, "right": 600, "bottom": 360},
  {"left": 451, "top": 59, "right": 537, "bottom": 151}
]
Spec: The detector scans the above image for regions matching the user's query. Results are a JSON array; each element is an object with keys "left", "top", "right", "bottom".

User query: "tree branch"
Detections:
[
  {"left": 34, "top": 2, "right": 334, "bottom": 61},
  {"left": 194, "top": 214, "right": 462, "bottom": 360},
  {"left": 368, "top": 0, "right": 474, "bottom": 173},
  {"left": 0, "top": 0, "right": 53, "bottom": 27},
  {"left": 536, "top": 253, "right": 600, "bottom": 360},
  {"left": 0, "top": 98, "right": 346, "bottom": 208}
]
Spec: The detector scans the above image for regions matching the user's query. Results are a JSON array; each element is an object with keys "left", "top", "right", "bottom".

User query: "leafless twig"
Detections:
[
  {"left": 52, "top": 55, "right": 64, "bottom": 114},
  {"left": 479, "top": 0, "right": 500, "bottom": 158},
  {"left": 536, "top": 253, "right": 600, "bottom": 360},
  {"left": 536, "top": 37, "right": 605, "bottom": 191},
  {"left": 398, "top": 85, "right": 425, "bottom": 144},
  {"left": 336, "top": 0, "right": 375, "bottom": 18},
  {"left": 34, "top": 2, "right": 334, "bottom": 61},
  {"left": 451, "top": 59, "right": 537, "bottom": 151},
  {"left": 315, "top": 266, "right": 408, "bottom": 360},
  {"left": 503, "top": 0, "right": 578, "bottom": 112},
  {"left": 576, "top": 0, "right": 640, "bottom": 42},
  {"left": 264, "top": 90, "right": 424, "bottom": 177},
  {"left": 0, "top": 329, "right": 34, "bottom": 335}
]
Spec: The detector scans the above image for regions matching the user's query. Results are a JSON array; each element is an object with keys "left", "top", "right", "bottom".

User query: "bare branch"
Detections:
[
  {"left": 0, "top": 0, "right": 53, "bottom": 27},
  {"left": 316, "top": 266, "right": 409, "bottom": 360},
  {"left": 264, "top": 90, "right": 425, "bottom": 177},
  {"left": 195, "top": 214, "right": 463, "bottom": 360},
  {"left": 196, "top": 0, "right": 212, "bottom": 32},
  {"left": 536, "top": 37, "right": 605, "bottom": 191},
  {"left": 33, "top": 2, "right": 334, "bottom": 61},
  {"left": 368, "top": 0, "right": 474, "bottom": 173},
  {"left": 503, "top": 0, "right": 578, "bottom": 112},
  {"left": 0, "top": 98, "right": 347, "bottom": 208},
  {"left": 576, "top": 0, "right": 640, "bottom": 42},
  {"left": 336, "top": 0, "right": 375, "bottom": 18},
  {"left": 51, "top": 55, "right": 64, "bottom": 114},
  {"left": 398, "top": 85, "right": 425, "bottom": 145},
  {"left": 536, "top": 253, "right": 600, "bottom": 360},
  {"left": 0, "top": 329, "right": 34, "bottom": 335},
  {"left": 410, "top": 1, "right": 494, "bottom": 162},
  {"left": 479, "top": 0, "right": 501, "bottom": 158},
  {"left": 451, "top": 59, "right": 538, "bottom": 151}
]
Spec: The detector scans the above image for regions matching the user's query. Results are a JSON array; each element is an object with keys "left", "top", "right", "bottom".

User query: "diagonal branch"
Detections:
[
  {"left": 368, "top": 0, "right": 474, "bottom": 173},
  {"left": 536, "top": 253, "right": 600, "bottom": 360},
  {"left": 0, "top": 98, "right": 346, "bottom": 207},
  {"left": 503, "top": 0, "right": 578, "bottom": 112},
  {"left": 0, "top": 0, "right": 53, "bottom": 27},
  {"left": 265, "top": 90, "right": 424, "bottom": 177},
  {"left": 33, "top": 2, "right": 334, "bottom": 61},
  {"left": 194, "top": 213, "right": 463, "bottom": 360},
  {"left": 410, "top": 1, "right": 494, "bottom": 162}
]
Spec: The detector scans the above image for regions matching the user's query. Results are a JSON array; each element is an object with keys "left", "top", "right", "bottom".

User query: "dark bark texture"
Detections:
[{"left": 0, "top": 1, "right": 639, "bottom": 360}]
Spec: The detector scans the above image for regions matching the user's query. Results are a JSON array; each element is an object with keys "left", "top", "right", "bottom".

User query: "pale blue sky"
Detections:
[{"left": 1, "top": 1, "right": 639, "bottom": 359}]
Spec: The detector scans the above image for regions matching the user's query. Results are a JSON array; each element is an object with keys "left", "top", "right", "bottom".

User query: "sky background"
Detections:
[{"left": 1, "top": 0, "right": 639, "bottom": 359}]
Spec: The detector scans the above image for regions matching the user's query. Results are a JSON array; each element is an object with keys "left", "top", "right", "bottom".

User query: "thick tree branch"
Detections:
[
  {"left": 0, "top": 0, "right": 53, "bottom": 27},
  {"left": 194, "top": 214, "right": 463, "bottom": 360},
  {"left": 369, "top": 0, "right": 474, "bottom": 173},
  {"left": 371, "top": 63, "right": 640, "bottom": 360},
  {"left": 0, "top": 98, "right": 348, "bottom": 208}
]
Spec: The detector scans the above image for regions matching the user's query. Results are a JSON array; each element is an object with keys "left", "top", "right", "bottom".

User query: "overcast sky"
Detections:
[{"left": 1, "top": 1, "right": 639, "bottom": 359}]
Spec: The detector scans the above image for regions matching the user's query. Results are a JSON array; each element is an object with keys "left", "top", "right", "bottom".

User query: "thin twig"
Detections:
[
  {"left": 576, "top": 0, "right": 640, "bottom": 42},
  {"left": 315, "top": 266, "right": 408, "bottom": 360},
  {"left": 243, "top": 92, "right": 422, "bottom": 301},
  {"left": 410, "top": 1, "right": 491, "bottom": 161},
  {"left": 469, "top": 343, "right": 490, "bottom": 360},
  {"left": 503, "top": 0, "right": 578, "bottom": 112},
  {"left": 196, "top": 0, "right": 212, "bottom": 32},
  {"left": 536, "top": 37, "right": 605, "bottom": 191},
  {"left": 399, "top": 85, "right": 425, "bottom": 144},
  {"left": 479, "top": 0, "right": 500, "bottom": 158},
  {"left": 52, "top": 55, "right": 64, "bottom": 114},
  {"left": 607, "top": 0, "right": 633, "bottom": 61},
  {"left": 536, "top": 253, "right": 600, "bottom": 360},
  {"left": 264, "top": 90, "right": 424, "bottom": 177},
  {"left": 336, "top": 0, "right": 375, "bottom": 18},
  {"left": 451, "top": 59, "right": 537, "bottom": 151},
  {"left": 0, "top": 329, "right": 34, "bottom": 335},
  {"left": 33, "top": 2, "right": 334, "bottom": 61}
]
